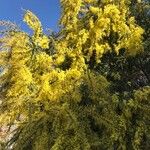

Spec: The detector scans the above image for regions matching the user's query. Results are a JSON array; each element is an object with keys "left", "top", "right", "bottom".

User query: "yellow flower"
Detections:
[
  {"left": 84, "top": 0, "right": 95, "bottom": 3},
  {"left": 90, "top": 6, "right": 99, "bottom": 14},
  {"left": 33, "top": 35, "right": 50, "bottom": 49},
  {"left": 23, "top": 10, "right": 42, "bottom": 35}
]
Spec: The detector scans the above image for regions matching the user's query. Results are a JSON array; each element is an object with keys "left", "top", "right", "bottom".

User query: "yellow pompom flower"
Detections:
[
  {"left": 33, "top": 35, "right": 50, "bottom": 49},
  {"left": 90, "top": 6, "right": 100, "bottom": 14},
  {"left": 23, "top": 10, "right": 42, "bottom": 35},
  {"left": 24, "top": 10, "right": 50, "bottom": 49}
]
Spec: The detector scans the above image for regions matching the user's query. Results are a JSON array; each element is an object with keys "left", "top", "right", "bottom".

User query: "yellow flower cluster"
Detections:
[
  {"left": 89, "top": 6, "right": 100, "bottom": 14},
  {"left": 24, "top": 10, "right": 50, "bottom": 49},
  {"left": 33, "top": 35, "right": 50, "bottom": 49},
  {"left": 24, "top": 10, "right": 42, "bottom": 35},
  {"left": 0, "top": 1, "right": 145, "bottom": 132},
  {"left": 84, "top": 0, "right": 95, "bottom": 3},
  {"left": 57, "top": 0, "right": 144, "bottom": 67},
  {"left": 60, "top": 0, "right": 82, "bottom": 29}
]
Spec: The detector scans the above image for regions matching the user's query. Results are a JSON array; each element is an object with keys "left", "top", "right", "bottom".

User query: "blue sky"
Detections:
[{"left": 0, "top": 0, "right": 61, "bottom": 33}]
